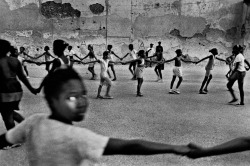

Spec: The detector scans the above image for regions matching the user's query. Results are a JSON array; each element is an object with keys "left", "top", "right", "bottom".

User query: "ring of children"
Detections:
[{"left": 1, "top": 63, "right": 250, "bottom": 166}]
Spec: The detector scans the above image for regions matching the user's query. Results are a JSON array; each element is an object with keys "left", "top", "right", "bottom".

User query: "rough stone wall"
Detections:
[{"left": 0, "top": 0, "right": 248, "bottom": 61}]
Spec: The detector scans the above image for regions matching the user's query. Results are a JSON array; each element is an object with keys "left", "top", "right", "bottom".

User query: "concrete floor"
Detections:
[{"left": 1, "top": 63, "right": 250, "bottom": 166}]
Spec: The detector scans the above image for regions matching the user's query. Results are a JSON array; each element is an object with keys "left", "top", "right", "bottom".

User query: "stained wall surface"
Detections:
[{"left": 0, "top": 0, "right": 249, "bottom": 59}]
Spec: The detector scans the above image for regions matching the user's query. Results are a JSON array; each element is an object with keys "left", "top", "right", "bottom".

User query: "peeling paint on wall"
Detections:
[
  {"left": 89, "top": 3, "right": 104, "bottom": 15},
  {"left": 0, "top": 0, "right": 248, "bottom": 59},
  {"left": 41, "top": 1, "right": 81, "bottom": 19}
]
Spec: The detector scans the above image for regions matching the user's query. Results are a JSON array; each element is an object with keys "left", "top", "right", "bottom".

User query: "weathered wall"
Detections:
[{"left": 0, "top": 0, "right": 249, "bottom": 59}]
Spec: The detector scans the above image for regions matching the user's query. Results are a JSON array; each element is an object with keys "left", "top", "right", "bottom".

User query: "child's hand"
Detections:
[
  {"left": 173, "top": 145, "right": 191, "bottom": 156},
  {"left": 186, "top": 143, "right": 204, "bottom": 159}
]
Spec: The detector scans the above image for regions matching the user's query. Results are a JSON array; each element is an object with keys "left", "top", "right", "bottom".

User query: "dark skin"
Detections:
[{"left": 187, "top": 137, "right": 250, "bottom": 159}]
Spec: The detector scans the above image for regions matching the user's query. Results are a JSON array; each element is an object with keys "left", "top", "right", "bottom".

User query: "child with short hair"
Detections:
[
  {"left": 163, "top": 49, "right": 194, "bottom": 94},
  {"left": 121, "top": 44, "right": 138, "bottom": 80},
  {"left": 84, "top": 51, "right": 119, "bottom": 99},
  {"left": 107, "top": 44, "right": 121, "bottom": 81},
  {"left": 122, "top": 50, "right": 160, "bottom": 97},
  {"left": 81, "top": 45, "right": 98, "bottom": 80},
  {"left": 0, "top": 67, "right": 190, "bottom": 166},
  {"left": 195, "top": 48, "right": 226, "bottom": 94},
  {"left": 147, "top": 46, "right": 165, "bottom": 83},
  {"left": 34, "top": 46, "right": 55, "bottom": 73},
  {"left": 37, "top": 39, "right": 70, "bottom": 93}
]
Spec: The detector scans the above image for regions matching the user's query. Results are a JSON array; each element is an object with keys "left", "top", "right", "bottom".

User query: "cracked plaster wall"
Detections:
[{"left": 0, "top": 0, "right": 248, "bottom": 60}]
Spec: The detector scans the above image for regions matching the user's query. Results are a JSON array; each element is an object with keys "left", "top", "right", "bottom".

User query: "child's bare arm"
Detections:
[
  {"left": 121, "top": 53, "right": 129, "bottom": 60},
  {"left": 112, "top": 51, "right": 122, "bottom": 60},
  {"left": 164, "top": 57, "right": 176, "bottom": 63},
  {"left": 103, "top": 138, "right": 190, "bottom": 156},
  {"left": 195, "top": 56, "right": 210, "bottom": 64},
  {"left": 245, "top": 59, "right": 250, "bottom": 70},
  {"left": 16, "top": 61, "right": 37, "bottom": 94},
  {"left": 121, "top": 59, "right": 138, "bottom": 65},
  {"left": 215, "top": 57, "right": 226, "bottom": 63},
  {"left": 187, "top": 137, "right": 250, "bottom": 159}
]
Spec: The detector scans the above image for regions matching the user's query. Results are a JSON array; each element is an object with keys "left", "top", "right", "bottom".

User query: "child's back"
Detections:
[{"left": 0, "top": 56, "right": 20, "bottom": 80}]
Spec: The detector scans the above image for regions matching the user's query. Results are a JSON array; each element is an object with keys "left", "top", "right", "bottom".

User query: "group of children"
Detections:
[{"left": 2, "top": 38, "right": 250, "bottom": 165}]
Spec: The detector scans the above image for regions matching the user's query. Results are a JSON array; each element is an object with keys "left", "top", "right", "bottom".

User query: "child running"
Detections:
[
  {"left": 195, "top": 48, "right": 226, "bottom": 94},
  {"left": 0, "top": 67, "right": 190, "bottom": 166},
  {"left": 0, "top": 40, "right": 37, "bottom": 132},
  {"left": 81, "top": 45, "right": 98, "bottom": 80},
  {"left": 84, "top": 51, "right": 120, "bottom": 99},
  {"left": 107, "top": 44, "right": 122, "bottom": 81},
  {"left": 121, "top": 44, "right": 138, "bottom": 80},
  {"left": 163, "top": 49, "right": 193, "bottom": 94},
  {"left": 122, "top": 50, "right": 160, "bottom": 97}
]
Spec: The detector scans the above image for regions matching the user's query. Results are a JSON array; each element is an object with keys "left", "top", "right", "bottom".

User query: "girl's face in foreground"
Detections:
[{"left": 51, "top": 79, "right": 89, "bottom": 122}]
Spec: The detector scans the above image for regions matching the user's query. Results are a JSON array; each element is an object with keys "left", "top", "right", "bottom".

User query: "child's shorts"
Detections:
[
  {"left": 100, "top": 76, "right": 112, "bottom": 86},
  {"left": 205, "top": 69, "right": 212, "bottom": 76},
  {"left": 173, "top": 67, "right": 182, "bottom": 77}
]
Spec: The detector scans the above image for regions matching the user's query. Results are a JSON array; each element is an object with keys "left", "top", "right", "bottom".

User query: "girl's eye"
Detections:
[{"left": 68, "top": 96, "right": 76, "bottom": 101}]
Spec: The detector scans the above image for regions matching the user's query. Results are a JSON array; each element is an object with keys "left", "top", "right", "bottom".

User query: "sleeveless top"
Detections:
[
  {"left": 205, "top": 55, "right": 215, "bottom": 70},
  {"left": 56, "top": 57, "right": 70, "bottom": 70},
  {"left": 137, "top": 58, "right": 145, "bottom": 67}
]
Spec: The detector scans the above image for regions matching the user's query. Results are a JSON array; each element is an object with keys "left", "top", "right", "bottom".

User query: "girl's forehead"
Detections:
[{"left": 61, "top": 79, "right": 86, "bottom": 92}]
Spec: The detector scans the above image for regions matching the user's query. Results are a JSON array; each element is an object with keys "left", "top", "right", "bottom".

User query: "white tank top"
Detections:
[{"left": 57, "top": 57, "right": 70, "bottom": 69}]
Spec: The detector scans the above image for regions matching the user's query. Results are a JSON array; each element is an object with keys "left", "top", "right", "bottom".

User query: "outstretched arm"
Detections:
[
  {"left": 16, "top": 61, "right": 37, "bottom": 94},
  {"left": 23, "top": 52, "right": 35, "bottom": 59},
  {"left": 103, "top": 138, "right": 190, "bottom": 156},
  {"left": 195, "top": 56, "right": 210, "bottom": 64},
  {"left": 73, "top": 53, "right": 82, "bottom": 61},
  {"left": 33, "top": 53, "right": 45, "bottom": 59},
  {"left": 121, "top": 53, "right": 129, "bottom": 60},
  {"left": 83, "top": 60, "right": 100, "bottom": 65},
  {"left": 187, "top": 137, "right": 250, "bottom": 159},
  {"left": 23, "top": 59, "right": 39, "bottom": 65},
  {"left": 112, "top": 51, "right": 122, "bottom": 60},
  {"left": 164, "top": 57, "right": 176, "bottom": 63},
  {"left": 147, "top": 53, "right": 157, "bottom": 59},
  {"left": 121, "top": 59, "right": 138, "bottom": 65},
  {"left": 216, "top": 57, "right": 226, "bottom": 63}
]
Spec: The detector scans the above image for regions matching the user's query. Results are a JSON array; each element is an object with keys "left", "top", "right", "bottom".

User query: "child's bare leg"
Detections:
[
  {"left": 176, "top": 76, "right": 183, "bottom": 89},
  {"left": 97, "top": 85, "right": 103, "bottom": 98},
  {"left": 199, "top": 76, "right": 208, "bottom": 92},
  {"left": 1, "top": 108, "right": 15, "bottom": 130},
  {"left": 129, "top": 63, "right": 134, "bottom": 76},
  {"left": 107, "top": 70, "right": 112, "bottom": 78},
  {"left": 204, "top": 74, "right": 212, "bottom": 91},
  {"left": 23, "top": 66, "right": 29, "bottom": 76},
  {"left": 170, "top": 76, "right": 176, "bottom": 89},
  {"left": 137, "top": 78, "right": 143, "bottom": 96},
  {"left": 13, "top": 111, "right": 24, "bottom": 123},
  {"left": 105, "top": 85, "right": 111, "bottom": 97},
  {"left": 110, "top": 65, "right": 117, "bottom": 80}
]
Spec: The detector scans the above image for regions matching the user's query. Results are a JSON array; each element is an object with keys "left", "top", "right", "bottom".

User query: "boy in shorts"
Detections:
[
  {"left": 163, "top": 49, "right": 194, "bottom": 94},
  {"left": 0, "top": 67, "right": 190, "bottom": 166}
]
